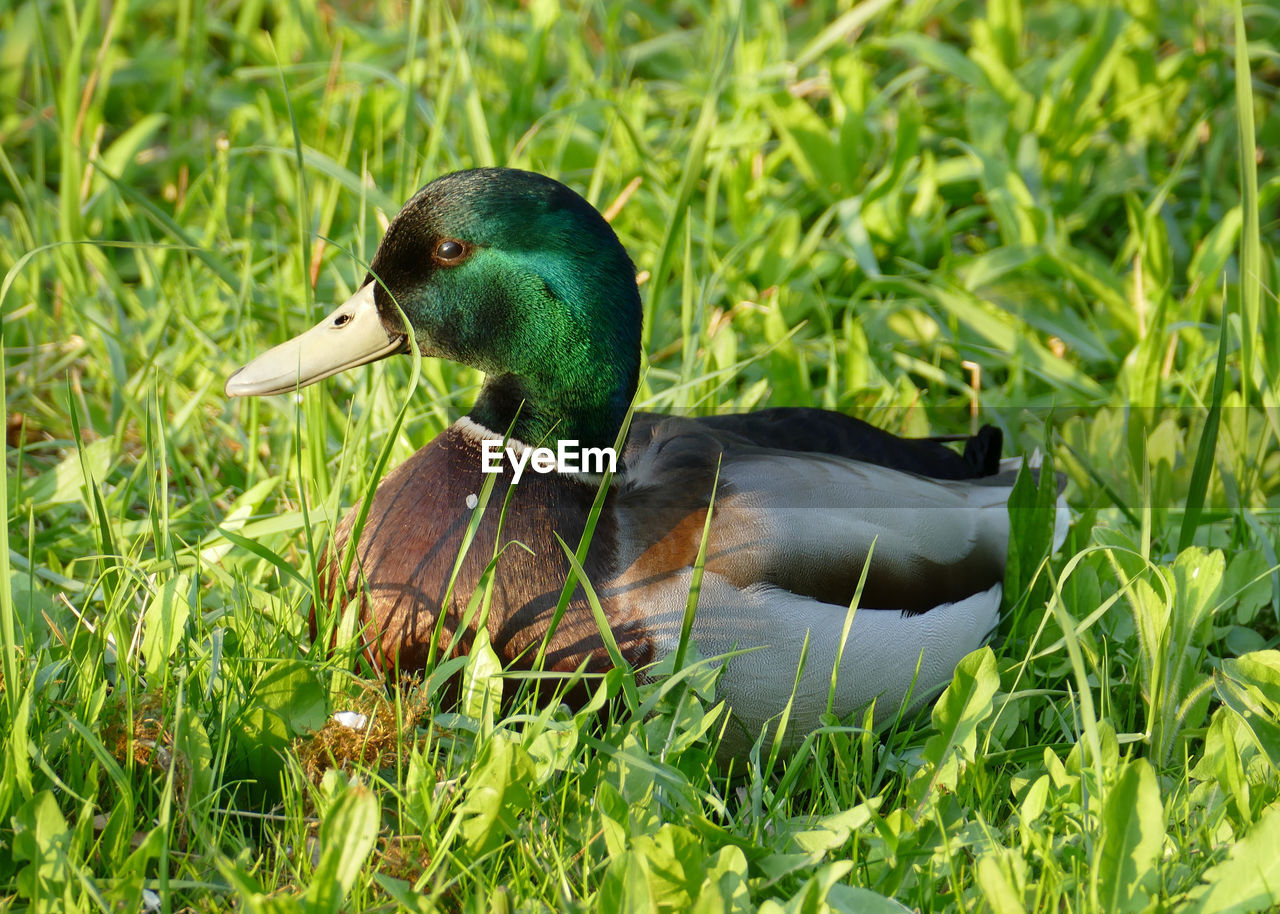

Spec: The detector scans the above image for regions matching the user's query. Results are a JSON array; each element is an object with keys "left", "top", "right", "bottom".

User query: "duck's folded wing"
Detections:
[
  {"left": 615, "top": 418, "right": 1012, "bottom": 613},
  {"left": 708, "top": 450, "right": 1011, "bottom": 611},
  {"left": 686, "top": 407, "right": 1003, "bottom": 479}
]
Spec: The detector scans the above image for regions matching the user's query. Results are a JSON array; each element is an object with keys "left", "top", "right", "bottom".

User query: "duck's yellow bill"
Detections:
[{"left": 225, "top": 283, "right": 405, "bottom": 397}]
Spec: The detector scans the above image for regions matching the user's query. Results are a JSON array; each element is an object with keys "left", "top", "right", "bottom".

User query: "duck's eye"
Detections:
[{"left": 434, "top": 239, "right": 467, "bottom": 264}]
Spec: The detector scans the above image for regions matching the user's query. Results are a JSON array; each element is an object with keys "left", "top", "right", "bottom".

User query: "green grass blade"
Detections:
[
  {"left": 1232, "top": 0, "right": 1266, "bottom": 395},
  {"left": 1179, "top": 307, "right": 1230, "bottom": 551},
  {"left": 0, "top": 325, "right": 17, "bottom": 715}
]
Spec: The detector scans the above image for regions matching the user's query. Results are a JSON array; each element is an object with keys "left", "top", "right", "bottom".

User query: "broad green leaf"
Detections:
[
  {"left": 1020, "top": 775, "right": 1050, "bottom": 823},
  {"left": 1223, "top": 551, "right": 1275, "bottom": 625},
  {"left": 826, "top": 885, "right": 914, "bottom": 914},
  {"left": 631, "top": 824, "right": 705, "bottom": 910},
  {"left": 228, "top": 661, "right": 327, "bottom": 792},
  {"left": 976, "top": 853, "right": 1025, "bottom": 914},
  {"left": 21, "top": 437, "right": 113, "bottom": 508},
  {"left": 108, "top": 826, "right": 166, "bottom": 914},
  {"left": 304, "top": 784, "right": 380, "bottom": 914},
  {"left": 1193, "top": 708, "right": 1250, "bottom": 825},
  {"left": 693, "top": 846, "right": 750, "bottom": 914},
  {"left": 12, "top": 791, "right": 72, "bottom": 901},
  {"left": 1095, "top": 757, "right": 1162, "bottom": 913},
  {"left": 460, "top": 628, "right": 503, "bottom": 734},
  {"left": 457, "top": 736, "right": 535, "bottom": 856},
  {"left": 141, "top": 571, "right": 191, "bottom": 675},
  {"left": 172, "top": 709, "right": 216, "bottom": 815},
  {"left": 254, "top": 660, "right": 328, "bottom": 736},
  {"left": 3, "top": 688, "right": 33, "bottom": 810},
  {"left": 1128, "top": 575, "right": 1170, "bottom": 692},
  {"left": 1172, "top": 548, "right": 1224, "bottom": 637},
  {"left": 598, "top": 850, "right": 654, "bottom": 914},
  {"left": 371, "top": 874, "right": 438, "bottom": 914},
  {"left": 772, "top": 860, "right": 853, "bottom": 914},
  {"left": 229, "top": 705, "right": 293, "bottom": 786},
  {"left": 787, "top": 802, "right": 876, "bottom": 855},
  {"left": 1186, "top": 800, "right": 1280, "bottom": 914},
  {"left": 596, "top": 779, "right": 630, "bottom": 860},
  {"left": 1226, "top": 652, "right": 1280, "bottom": 714},
  {"left": 909, "top": 647, "right": 999, "bottom": 809},
  {"left": 525, "top": 719, "right": 578, "bottom": 784},
  {"left": 1215, "top": 672, "right": 1280, "bottom": 772}
]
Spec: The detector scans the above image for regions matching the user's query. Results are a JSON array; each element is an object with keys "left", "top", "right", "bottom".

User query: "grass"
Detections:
[{"left": 2, "top": 0, "right": 1280, "bottom": 910}]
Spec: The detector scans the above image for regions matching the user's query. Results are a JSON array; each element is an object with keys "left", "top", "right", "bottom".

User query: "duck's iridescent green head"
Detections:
[{"left": 226, "top": 168, "right": 643, "bottom": 448}]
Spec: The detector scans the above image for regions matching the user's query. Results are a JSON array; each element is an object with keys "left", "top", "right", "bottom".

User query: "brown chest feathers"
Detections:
[{"left": 317, "top": 425, "right": 656, "bottom": 680}]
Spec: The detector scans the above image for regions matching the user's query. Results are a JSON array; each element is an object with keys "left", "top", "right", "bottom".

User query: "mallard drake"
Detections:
[{"left": 227, "top": 168, "right": 1054, "bottom": 754}]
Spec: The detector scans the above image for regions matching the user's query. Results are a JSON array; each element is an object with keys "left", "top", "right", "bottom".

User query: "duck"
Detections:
[{"left": 226, "top": 167, "right": 1058, "bottom": 755}]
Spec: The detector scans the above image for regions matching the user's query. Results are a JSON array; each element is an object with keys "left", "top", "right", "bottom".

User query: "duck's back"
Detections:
[
  {"left": 677, "top": 407, "right": 1002, "bottom": 479},
  {"left": 614, "top": 413, "right": 1010, "bottom": 610}
]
